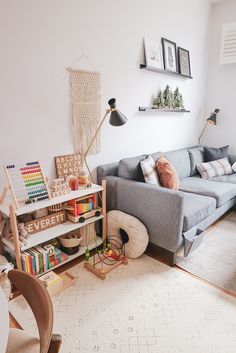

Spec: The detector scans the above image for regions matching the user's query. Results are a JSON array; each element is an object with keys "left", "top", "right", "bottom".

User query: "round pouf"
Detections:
[{"left": 107, "top": 210, "right": 149, "bottom": 259}]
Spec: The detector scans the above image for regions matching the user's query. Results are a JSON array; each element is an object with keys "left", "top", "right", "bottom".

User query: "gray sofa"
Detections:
[{"left": 97, "top": 145, "right": 236, "bottom": 265}]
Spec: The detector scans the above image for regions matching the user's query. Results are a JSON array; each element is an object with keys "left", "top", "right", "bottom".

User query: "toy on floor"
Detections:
[
  {"left": 50, "top": 177, "right": 71, "bottom": 197},
  {"left": 84, "top": 235, "right": 128, "bottom": 280},
  {"left": 4, "top": 161, "right": 50, "bottom": 207}
]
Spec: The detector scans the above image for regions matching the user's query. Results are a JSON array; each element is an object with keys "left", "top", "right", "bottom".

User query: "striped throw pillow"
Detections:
[
  {"left": 196, "top": 157, "right": 232, "bottom": 179},
  {"left": 140, "top": 155, "right": 159, "bottom": 184}
]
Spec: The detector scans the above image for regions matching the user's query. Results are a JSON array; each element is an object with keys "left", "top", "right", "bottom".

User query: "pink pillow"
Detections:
[{"left": 156, "top": 157, "right": 179, "bottom": 190}]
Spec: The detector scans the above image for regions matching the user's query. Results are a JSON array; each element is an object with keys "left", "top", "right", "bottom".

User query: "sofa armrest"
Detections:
[
  {"left": 105, "top": 176, "right": 184, "bottom": 252},
  {"left": 97, "top": 162, "right": 119, "bottom": 185},
  {"left": 228, "top": 154, "right": 236, "bottom": 165}
]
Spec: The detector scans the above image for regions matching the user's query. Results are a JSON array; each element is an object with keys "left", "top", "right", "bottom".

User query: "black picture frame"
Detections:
[
  {"left": 161, "top": 38, "right": 177, "bottom": 73},
  {"left": 178, "top": 47, "right": 191, "bottom": 77}
]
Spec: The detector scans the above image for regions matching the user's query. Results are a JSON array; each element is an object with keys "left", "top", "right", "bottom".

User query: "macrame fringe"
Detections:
[{"left": 69, "top": 69, "right": 101, "bottom": 155}]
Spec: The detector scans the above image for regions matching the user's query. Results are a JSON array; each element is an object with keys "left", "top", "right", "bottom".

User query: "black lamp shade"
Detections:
[
  {"left": 108, "top": 98, "right": 128, "bottom": 126},
  {"left": 207, "top": 108, "right": 220, "bottom": 126},
  {"left": 109, "top": 110, "right": 127, "bottom": 126}
]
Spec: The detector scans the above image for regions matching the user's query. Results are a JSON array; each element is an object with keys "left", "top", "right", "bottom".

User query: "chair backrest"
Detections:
[{"left": 8, "top": 269, "right": 53, "bottom": 353}]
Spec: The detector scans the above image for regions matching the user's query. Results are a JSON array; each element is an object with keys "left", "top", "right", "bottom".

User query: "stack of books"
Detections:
[{"left": 21, "top": 245, "right": 68, "bottom": 276}]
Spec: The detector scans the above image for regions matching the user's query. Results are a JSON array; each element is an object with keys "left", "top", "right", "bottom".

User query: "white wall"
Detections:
[
  {"left": 0, "top": 0, "right": 211, "bottom": 184},
  {"left": 203, "top": 0, "right": 236, "bottom": 152}
]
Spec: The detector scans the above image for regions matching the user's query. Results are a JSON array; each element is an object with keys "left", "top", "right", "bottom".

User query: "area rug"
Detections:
[
  {"left": 9, "top": 255, "right": 236, "bottom": 353},
  {"left": 176, "top": 211, "right": 236, "bottom": 295}
]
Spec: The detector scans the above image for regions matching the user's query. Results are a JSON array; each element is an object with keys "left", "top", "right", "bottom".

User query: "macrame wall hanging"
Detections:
[{"left": 68, "top": 66, "right": 101, "bottom": 156}]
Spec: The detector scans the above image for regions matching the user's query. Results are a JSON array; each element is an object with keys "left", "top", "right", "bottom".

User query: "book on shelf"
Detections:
[{"left": 21, "top": 244, "right": 68, "bottom": 276}]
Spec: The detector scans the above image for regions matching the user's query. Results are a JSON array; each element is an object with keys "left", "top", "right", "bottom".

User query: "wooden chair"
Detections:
[{"left": 6, "top": 269, "right": 62, "bottom": 353}]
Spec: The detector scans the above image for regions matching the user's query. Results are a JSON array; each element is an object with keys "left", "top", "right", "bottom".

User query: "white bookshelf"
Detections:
[{"left": 0, "top": 181, "right": 107, "bottom": 275}]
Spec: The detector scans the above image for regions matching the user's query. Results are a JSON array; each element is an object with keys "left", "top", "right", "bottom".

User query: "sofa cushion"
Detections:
[
  {"left": 140, "top": 155, "right": 159, "bottom": 185},
  {"left": 118, "top": 154, "right": 146, "bottom": 181},
  {"left": 196, "top": 157, "right": 232, "bottom": 179},
  {"left": 164, "top": 148, "right": 191, "bottom": 179},
  {"left": 179, "top": 177, "right": 236, "bottom": 207},
  {"left": 204, "top": 145, "right": 229, "bottom": 162},
  {"left": 180, "top": 191, "right": 216, "bottom": 231},
  {"left": 209, "top": 173, "right": 236, "bottom": 184},
  {"left": 156, "top": 157, "right": 179, "bottom": 190},
  {"left": 188, "top": 146, "right": 204, "bottom": 176}
]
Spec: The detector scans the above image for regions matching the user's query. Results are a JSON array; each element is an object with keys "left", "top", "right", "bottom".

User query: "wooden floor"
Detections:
[{"left": 9, "top": 210, "right": 235, "bottom": 329}]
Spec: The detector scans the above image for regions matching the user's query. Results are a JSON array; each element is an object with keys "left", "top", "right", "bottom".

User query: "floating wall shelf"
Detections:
[
  {"left": 139, "top": 107, "right": 190, "bottom": 113},
  {"left": 140, "top": 64, "right": 193, "bottom": 79}
]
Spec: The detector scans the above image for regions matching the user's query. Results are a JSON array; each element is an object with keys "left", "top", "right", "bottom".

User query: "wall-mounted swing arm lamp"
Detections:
[
  {"left": 198, "top": 108, "right": 220, "bottom": 144},
  {"left": 84, "top": 98, "right": 128, "bottom": 182}
]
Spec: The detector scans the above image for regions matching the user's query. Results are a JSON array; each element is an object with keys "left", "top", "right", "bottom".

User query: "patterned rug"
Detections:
[
  {"left": 9, "top": 255, "right": 236, "bottom": 353},
  {"left": 177, "top": 211, "right": 236, "bottom": 295}
]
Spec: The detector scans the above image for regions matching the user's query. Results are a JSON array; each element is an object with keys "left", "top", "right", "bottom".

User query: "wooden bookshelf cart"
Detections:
[{"left": 0, "top": 180, "right": 106, "bottom": 277}]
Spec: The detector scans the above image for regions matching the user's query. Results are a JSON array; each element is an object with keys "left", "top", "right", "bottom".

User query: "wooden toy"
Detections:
[
  {"left": 84, "top": 236, "right": 128, "bottom": 280},
  {"left": 54, "top": 153, "right": 83, "bottom": 180},
  {"left": 67, "top": 175, "right": 79, "bottom": 191},
  {"left": 4, "top": 161, "right": 50, "bottom": 208},
  {"left": 78, "top": 171, "right": 90, "bottom": 188},
  {"left": 65, "top": 193, "right": 102, "bottom": 223},
  {"left": 66, "top": 194, "right": 96, "bottom": 217},
  {"left": 67, "top": 208, "right": 102, "bottom": 223},
  {"left": 50, "top": 178, "right": 71, "bottom": 198}
]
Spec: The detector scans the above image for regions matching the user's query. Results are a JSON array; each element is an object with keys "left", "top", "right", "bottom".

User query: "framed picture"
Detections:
[
  {"left": 161, "top": 38, "right": 177, "bottom": 72},
  {"left": 178, "top": 47, "right": 191, "bottom": 77},
  {"left": 144, "top": 38, "right": 163, "bottom": 69}
]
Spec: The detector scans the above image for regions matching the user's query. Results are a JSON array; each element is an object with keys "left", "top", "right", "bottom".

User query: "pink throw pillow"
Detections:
[{"left": 156, "top": 157, "right": 179, "bottom": 190}]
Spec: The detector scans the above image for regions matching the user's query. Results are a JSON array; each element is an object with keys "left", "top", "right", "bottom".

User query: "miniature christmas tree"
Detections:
[
  {"left": 159, "top": 90, "right": 165, "bottom": 108},
  {"left": 179, "top": 94, "right": 184, "bottom": 109},
  {"left": 153, "top": 90, "right": 165, "bottom": 108},
  {"left": 163, "top": 85, "right": 173, "bottom": 109},
  {"left": 153, "top": 91, "right": 159, "bottom": 107},
  {"left": 173, "top": 87, "right": 185, "bottom": 109}
]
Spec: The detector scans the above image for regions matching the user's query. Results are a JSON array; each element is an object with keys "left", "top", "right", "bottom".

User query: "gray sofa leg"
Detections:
[{"left": 169, "top": 252, "right": 177, "bottom": 267}]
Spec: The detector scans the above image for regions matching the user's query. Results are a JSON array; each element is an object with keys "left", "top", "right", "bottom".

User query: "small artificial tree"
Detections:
[
  {"left": 153, "top": 91, "right": 159, "bottom": 106},
  {"left": 153, "top": 90, "right": 165, "bottom": 108},
  {"left": 163, "top": 85, "right": 173, "bottom": 109},
  {"left": 173, "top": 87, "right": 184, "bottom": 109},
  {"left": 158, "top": 90, "right": 165, "bottom": 109},
  {"left": 179, "top": 93, "right": 184, "bottom": 109}
]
